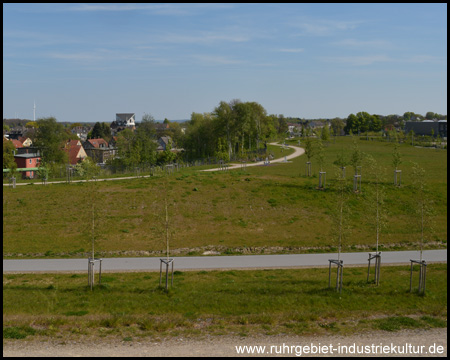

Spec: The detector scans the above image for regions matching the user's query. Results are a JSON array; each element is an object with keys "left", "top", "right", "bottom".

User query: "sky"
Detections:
[{"left": 3, "top": 3, "right": 447, "bottom": 123}]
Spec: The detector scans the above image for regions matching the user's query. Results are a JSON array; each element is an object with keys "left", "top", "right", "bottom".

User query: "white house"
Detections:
[{"left": 115, "top": 113, "right": 136, "bottom": 127}]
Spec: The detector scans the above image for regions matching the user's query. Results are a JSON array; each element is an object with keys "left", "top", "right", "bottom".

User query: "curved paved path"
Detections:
[
  {"left": 3, "top": 250, "right": 446, "bottom": 273},
  {"left": 202, "top": 142, "right": 304, "bottom": 172}
]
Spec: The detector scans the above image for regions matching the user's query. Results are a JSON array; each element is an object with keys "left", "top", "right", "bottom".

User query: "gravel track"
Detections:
[{"left": 3, "top": 328, "right": 446, "bottom": 357}]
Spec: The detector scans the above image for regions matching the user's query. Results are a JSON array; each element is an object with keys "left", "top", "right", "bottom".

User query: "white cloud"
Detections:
[
  {"left": 68, "top": 3, "right": 232, "bottom": 15},
  {"left": 332, "top": 38, "right": 392, "bottom": 49},
  {"left": 153, "top": 32, "right": 250, "bottom": 44},
  {"left": 190, "top": 54, "right": 243, "bottom": 65},
  {"left": 405, "top": 55, "right": 445, "bottom": 64},
  {"left": 322, "top": 55, "right": 391, "bottom": 66},
  {"left": 295, "top": 20, "right": 362, "bottom": 36},
  {"left": 278, "top": 48, "right": 304, "bottom": 53}
]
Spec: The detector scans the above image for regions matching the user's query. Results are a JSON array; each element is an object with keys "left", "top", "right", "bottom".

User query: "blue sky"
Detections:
[{"left": 3, "top": 3, "right": 447, "bottom": 123}]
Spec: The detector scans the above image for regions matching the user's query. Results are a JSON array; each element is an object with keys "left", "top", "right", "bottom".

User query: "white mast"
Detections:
[{"left": 33, "top": 100, "right": 36, "bottom": 121}]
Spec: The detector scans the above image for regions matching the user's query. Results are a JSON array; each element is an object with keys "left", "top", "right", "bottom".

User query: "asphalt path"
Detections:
[
  {"left": 202, "top": 142, "right": 304, "bottom": 172},
  {"left": 3, "top": 250, "right": 446, "bottom": 273}
]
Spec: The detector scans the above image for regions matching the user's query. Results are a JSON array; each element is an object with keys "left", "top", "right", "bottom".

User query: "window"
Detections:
[{"left": 29, "top": 159, "right": 32, "bottom": 164}]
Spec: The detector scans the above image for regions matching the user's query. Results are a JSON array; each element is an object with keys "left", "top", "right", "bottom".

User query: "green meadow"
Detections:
[
  {"left": 3, "top": 264, "right": 447, "bottom": 340},
  {"left": 3, "top": 138, "right": 447, "bottom": 258}
]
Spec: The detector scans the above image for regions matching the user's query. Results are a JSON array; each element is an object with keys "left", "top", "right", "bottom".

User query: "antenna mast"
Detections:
[{"left": 33, "top": 100, "right": 36, "bottom": 121}]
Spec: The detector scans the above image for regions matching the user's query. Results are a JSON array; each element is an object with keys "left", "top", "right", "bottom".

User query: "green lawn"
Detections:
[
  {"left": 3, "top": 264, "right": 447, "bottom": 340},
  {"left": 3, "top": 137, "right": 447, "bottom": 258}
]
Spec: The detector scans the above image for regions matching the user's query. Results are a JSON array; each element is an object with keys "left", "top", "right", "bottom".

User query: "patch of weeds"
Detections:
[
  {"left": 123, "top": 337, "right": 133, "bottom": 342},
  {"left": 187, "top": 251, "right": 201, "bottom": 256},
  {"left": 120, "top": 229, "right": 130, "bottom": 233},
  {"left": 16, "top": 198, "right": 27, "bottom": 206},
  {"left": 138, "top": 318, "right": 155, "bottom": 331},
  {"left": 3, "top": 326, "right": 36, "bottom": 339},
  {"left": 373, "top": 316, "right": 422, "bottom": 332},
  {"left": 224, "top": 248, "right": 237, "bottom": 255},
  {"left": 238, "top": 219, "right": 248, "bottom": 227},
  {"left": 213, "top": 215, "right": 227, "bottom": 221},
  {"left": 420, "top": 316, "right": 447, "bottom": 328},
  {"left": 183, "top": 311, "right": 198, "bottom": 319},
  {"left": 97, "top": 283, "right": 111, "bottom": 291},
  {"left": 100, "top": 316, "right": 121, "bottom": 329},
  {"left": 318, "top": 322, "right": 338, "bottom": 331},
  {"left": 237, "top": 316, "right": 249, "bottom": 325},
  {"left": 267, "top": 198, "right": 277, "bottom": 207},
  {"left": 64, "top": 310, "right": 89, "bottom": 316}
]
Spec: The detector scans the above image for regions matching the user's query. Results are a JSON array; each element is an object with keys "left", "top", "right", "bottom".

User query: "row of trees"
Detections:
[{"left": 343, "top": 111, "right": 447, "bottom": 135}]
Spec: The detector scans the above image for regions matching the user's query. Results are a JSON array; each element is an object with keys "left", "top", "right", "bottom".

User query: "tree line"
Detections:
[{"left": 3, "top": 103, "right": 446, "bottom": 178}]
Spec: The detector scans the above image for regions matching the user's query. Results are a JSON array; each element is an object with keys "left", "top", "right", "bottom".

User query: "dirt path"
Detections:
[{"left": 3, "top": 328, "right": 446, "bottom": 357}]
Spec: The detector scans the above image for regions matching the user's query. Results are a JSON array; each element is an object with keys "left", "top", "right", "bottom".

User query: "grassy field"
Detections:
[
  {"left": 3, "top": 138, "right": 447, "bottom": 258},
  {"left": 3, "top": 264, "right": 447, "bottom": 340}
]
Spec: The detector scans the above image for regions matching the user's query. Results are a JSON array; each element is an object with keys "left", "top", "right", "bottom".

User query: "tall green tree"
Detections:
[
  {"left": 3, "top": 140, "right": 17, "bottom": 171},
  {"left": 330, "top": 118, "right": 345, "bottom": 136},
  {"left": 136, "top": 114, "right": 158, "bottom": 164},
  {"left": 344, "top": 113, "right": 358, "bottom": 134},
  {"left": 321, "top": 124, "right": 330, "bottom": 141},
  {"left": 115, "top": 128, "right": 140, "bottom": 168},
  {"left": 34, "top": 117, "right": 68, "bottom": 165},
  {"left": 89, "top": 122, "right": 111, "bottom": 141},
  {"left": 213, "top": 100, "right": 238, "bottom": 159}
]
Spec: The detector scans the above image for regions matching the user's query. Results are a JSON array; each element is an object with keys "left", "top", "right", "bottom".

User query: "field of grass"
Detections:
[
  {"left": 3, "top": 138, "right": 447, "bottom": 258},
  {"left": 3, "top": 264, "right": 447, "bottom": 340}
]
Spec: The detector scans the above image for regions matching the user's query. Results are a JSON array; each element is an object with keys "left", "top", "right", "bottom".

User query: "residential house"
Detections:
[
  {"left": 18, "top": 136, "right": 33, "bottom": 147},
  {"left": 110, "top": 113, "right": 136, "bottom": 135},
  {"left": 307, "top": 120, "right": 326, "bottom": 130},
  {"left": 157, "top": 136, "right": 172, "bottom": 152},
  {"left": 71, "top": 126, "right": 91, "bottom": 141},
  {"left": 65, "top": 140, "right": 88, "bottom": 165},
  {"left": 82, "top": 138, "right": 116, "bottom": 164},
  {"left": 14, "top": 152, "right": 41, "bottom": 179}
]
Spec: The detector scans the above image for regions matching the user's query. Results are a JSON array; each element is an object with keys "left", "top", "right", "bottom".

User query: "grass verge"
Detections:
[{"left": 3, "top": 264, "right": 447, "bottom": 340}]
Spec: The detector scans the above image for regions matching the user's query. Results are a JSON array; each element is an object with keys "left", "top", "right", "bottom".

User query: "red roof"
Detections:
[
  {"left": 87, "top": 138, "right": 108, "bottom": 148},
  {"left": 11, "top": 139, "right": 23, "bottom": 148},
  {"left": 67, "top": 139, "right": 81, "bottom": 146},
  {"left": 68, "top": 145, "right": 83, "bottom": 165},
  {"left": 64, "top": 140, "right": 86, "bottom": 165}
]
